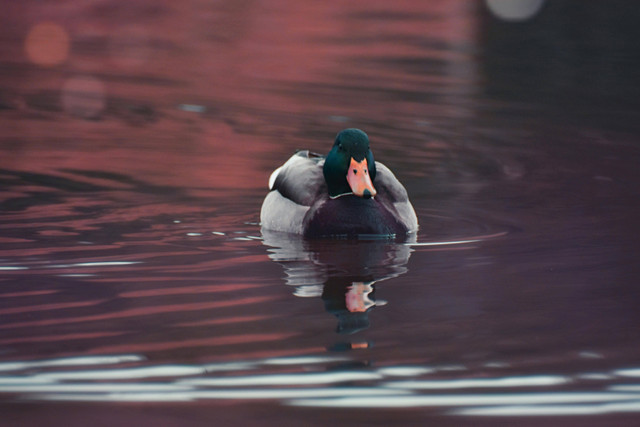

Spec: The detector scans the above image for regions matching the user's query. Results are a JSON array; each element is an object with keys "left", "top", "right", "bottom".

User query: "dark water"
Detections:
[{"left": 2, "top": 1, "right": 640, "bottom": 425}]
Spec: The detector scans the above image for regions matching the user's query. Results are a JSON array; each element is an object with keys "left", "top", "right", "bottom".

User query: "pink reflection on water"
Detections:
[
  {"left": 0, "top": 295, "right": 279, "bottom": 330},
  {"left": 4, "top": 0, "right": 479, "bottom": 195},
  {"left": 89, "top": 332, "right": 297, "bottom": 355}
]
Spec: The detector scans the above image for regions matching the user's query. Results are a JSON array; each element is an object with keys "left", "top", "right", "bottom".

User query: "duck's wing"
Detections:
[
  {"left": 269, "top": 150, "right": 327, "bottom": 206},
  {"left": 260, "top": 151, "right": 327, "bottom": 234},
  {"left": 374, "top": 161, "right": 419, "bottom": 232}
]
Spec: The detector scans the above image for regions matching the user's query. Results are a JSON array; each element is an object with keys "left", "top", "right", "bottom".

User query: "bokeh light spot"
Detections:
[
  {"left": 486, "top": 0, "right": 545, "bottom": 22},
  {"left": 25, "top": 22, "right": 70, "bottom": 67},
  {"left": 61, "top": 75, "right": 106, "bottom": 120}
]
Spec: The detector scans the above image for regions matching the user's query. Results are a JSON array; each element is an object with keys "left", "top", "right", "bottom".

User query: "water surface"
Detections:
[{"left": 1, "top": 1, "right": 640, "bottom": 425}]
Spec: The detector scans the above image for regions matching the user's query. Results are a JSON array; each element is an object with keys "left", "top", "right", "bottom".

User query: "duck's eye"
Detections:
[
  {"left": 352, "top": 169, "right": 357, "bottom": 174},
  {"left": 364, "top": 169, "right": 367, "bottom": 174}
]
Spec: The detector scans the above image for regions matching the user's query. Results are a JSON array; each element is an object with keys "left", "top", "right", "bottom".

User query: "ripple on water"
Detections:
[{"left": 0, "top": 353, "right": 639, "bottom": 417}]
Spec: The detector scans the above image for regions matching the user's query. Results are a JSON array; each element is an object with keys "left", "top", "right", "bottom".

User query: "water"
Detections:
[{"left": 2, "top": 1, "right": 640, "bottom": 425}]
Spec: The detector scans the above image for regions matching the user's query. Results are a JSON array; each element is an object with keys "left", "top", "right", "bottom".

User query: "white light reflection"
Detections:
[
  {"left": 0, "top": 355, "right": 143, "bottom": 372},
  {"left": 293, "top": 285, "right": 324, "bottom": 298},
  {"left": 0, "top": 377, "right": 56, "bottom": 385},
  {"left": 50, "top": 261, "right": 141, "bottom": 268},
  {"left": 579, "top": 351, "right": 604, "bottom": 359},
  {"left": 178, "top": 371, "right": 383, "bottom": 387},
  {"left": 0, "top": 383, "right": 193, "bottom": 393},
  {"left": 38, "top": 365, "right": 205, "bottom": 381},
  {"left": 385, "top": 375, "right": 569, "bottom": 389},
  {"left": 261, "top": 355, "right": 350, "bottom": 366},
  {"left": 376, "top": 366, "right": 435, "bottom": 377},
  {"left": 31, "top": 387, "right": 410, "bottom": 403},
  {"left": 610, "top": 385, "right": 640, "bottom": 392},
  {"left": 33, "top": 392, "right": 193, "bottom": 403},
  {"left": 451, "top": 400, "right": 640, "bottom": 416},
  {"left": 578, "top": 373, "right": 613, "bottom": 381},
  {"left": 287, "top": 392, "right": 640, "bottom": 409},
  {"left": 615, "top": 368, "right": 640, "bottom": 377},
  {"left": 178, "top": 104, "right": 206, "bottom": 113},
  {"left": 201, "top": 361, "right": 257, "bottom": 372},
  {"left": 438, "top": 365, "right": 467, "bottom": 372},
  {"left": 2, "top": 352, "right": 640, "bottom": 417}
]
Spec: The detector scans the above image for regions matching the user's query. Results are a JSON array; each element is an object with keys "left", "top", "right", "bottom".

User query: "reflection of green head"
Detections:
[{"left": 323, "top": 129, "right": 377, "bottom": 198}]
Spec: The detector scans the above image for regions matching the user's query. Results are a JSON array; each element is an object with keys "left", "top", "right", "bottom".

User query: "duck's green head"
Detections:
[{"left": 323, "top": 128, "right": 377, "bottom": 199}]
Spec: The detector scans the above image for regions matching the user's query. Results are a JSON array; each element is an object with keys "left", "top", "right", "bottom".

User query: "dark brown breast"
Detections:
[{"left": 303, "top": 195, "right": 408, "bottom": 238}]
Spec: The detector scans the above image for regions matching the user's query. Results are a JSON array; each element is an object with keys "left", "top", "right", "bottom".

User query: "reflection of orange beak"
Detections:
[
  {"left": 346, "top": 158, "right": 376, "bottom": 198},
  {"left": 345, "top": 282, "right": 376, "bottom": 312}
]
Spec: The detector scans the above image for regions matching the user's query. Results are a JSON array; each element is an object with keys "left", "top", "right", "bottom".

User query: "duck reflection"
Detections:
[
  {"left": 262, "top": 230, "right": 413, "bottom": 334},
  {"left": 322, "top": 278, "right": 376, "bottom": 334}
]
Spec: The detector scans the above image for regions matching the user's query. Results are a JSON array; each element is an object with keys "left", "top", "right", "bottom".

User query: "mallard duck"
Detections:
[{"left": 260, "top": 128, "right": 418, "bottom": 238}]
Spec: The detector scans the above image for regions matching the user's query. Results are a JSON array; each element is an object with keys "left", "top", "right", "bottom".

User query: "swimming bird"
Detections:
[{"left": 260, "top": 128, "right": 418, "bottom": 238}]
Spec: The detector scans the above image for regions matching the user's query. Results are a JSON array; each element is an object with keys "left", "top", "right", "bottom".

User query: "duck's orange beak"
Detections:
[{"left": 347, "top": 158, "right": 376, "bottom": 198}]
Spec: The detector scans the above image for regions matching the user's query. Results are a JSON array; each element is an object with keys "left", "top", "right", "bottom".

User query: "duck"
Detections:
[{"left": 260, "top": 128, "right": 418, "bottom": 238}]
